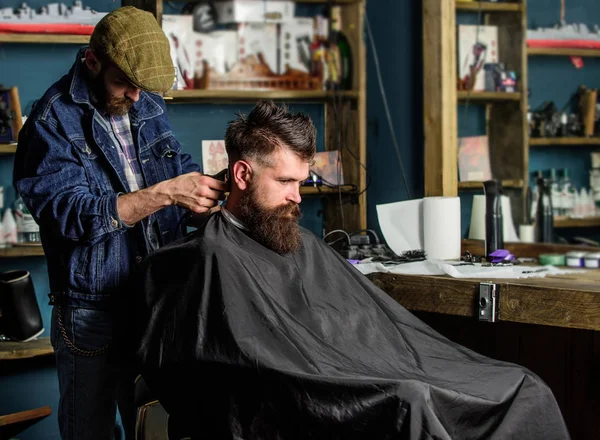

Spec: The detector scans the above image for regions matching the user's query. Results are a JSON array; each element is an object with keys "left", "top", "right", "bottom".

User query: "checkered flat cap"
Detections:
[{"left": 90, "top": 6, "right": 175, "bottom": 93}]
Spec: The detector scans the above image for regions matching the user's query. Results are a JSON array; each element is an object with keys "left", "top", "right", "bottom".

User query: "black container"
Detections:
[
  {"left": 0, "top": 270, "right": 44, "bottom": 342},
  {"left": 483, "top": 180, "right": 504, "bottom": 257},
  {"left": 534, "top": 177, "right": 554, "bottom": 243}
]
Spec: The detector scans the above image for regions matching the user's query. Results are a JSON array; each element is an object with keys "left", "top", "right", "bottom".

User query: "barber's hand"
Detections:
[{"left": 167, "top": 172, "right": 227, "bottom": 214}]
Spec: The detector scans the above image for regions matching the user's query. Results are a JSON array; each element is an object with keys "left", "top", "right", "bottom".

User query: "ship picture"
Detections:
[{"left": 0, "top": 1, "right": 107, "bottom": 35}]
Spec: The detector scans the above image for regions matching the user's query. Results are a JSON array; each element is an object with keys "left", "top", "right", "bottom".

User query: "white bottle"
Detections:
[
  {"left": 13, "top": 196, "right": 41, "bottom": 243},
  {"left": 559, "top": 168, "right": 576, "bottom": 217},
  {"left": 2, "top": 209, "right": 17, "bottom": 245},
  {"left": 579, "top": 188, "right": 590, "bottom": 217},
  {"left": 572, "top": 189, "right": 581, "bottom": 218},
  {"left": 550, "top": 168, "right": 562, "bottom": 217}
]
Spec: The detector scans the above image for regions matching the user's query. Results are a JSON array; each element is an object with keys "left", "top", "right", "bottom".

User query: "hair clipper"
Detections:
[{"left": 212, "top": 168, "right": 231, "bottom": 192}]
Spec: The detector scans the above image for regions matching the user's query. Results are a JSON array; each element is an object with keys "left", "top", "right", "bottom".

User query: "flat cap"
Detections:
[{"left": 90, "top": 6, "right": 175, "bottom": 93}]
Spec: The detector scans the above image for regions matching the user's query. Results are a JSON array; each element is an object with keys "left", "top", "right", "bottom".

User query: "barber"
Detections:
[{"left": 13, "top": 6, "right": 226, "bottom": 440}]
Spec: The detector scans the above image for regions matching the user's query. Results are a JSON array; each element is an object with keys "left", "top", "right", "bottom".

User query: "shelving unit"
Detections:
[
  {"left": 554, "top": 217, "right": 600, "bottom": 228},
  {"left": 300, "top": 185, "right": 357, "bottom": 195},
  {"left": 0, "top": 405, "right": 52, "bottom": 439},
  {"left": 0, "top": 34, "right": 89, "bottom": 44},
  {"left": 124, "top": 0, "right": 368, "bottom": 233},
  {"left": 455, "top": 1, "right": 523, "bottom": 12},
  {"left": 528, "top": 47, "right": 600, "bottom": 57},
  {"left": 458, "top": 179, "right": 524, "bottom": 190},
  {"left": 0, "top": 246, "right": 44, "bottom": 258},
  {"left": 164, "top": 89, "right": 359, "bottom": 103},
  {"left": 0, "top": 143, "right": 17, "bottom": 155},
  {"left": 424, "top": 0, "right": 528, "bottom": 223},
  {"left": 457, "top": 91, "right": 521, "bottom": 102},
  {"left": 0, "top": 337, "right": 53, "bottom": 360},
  {"left": 529, "top": 137, "right": 600, "bottom": 147}
]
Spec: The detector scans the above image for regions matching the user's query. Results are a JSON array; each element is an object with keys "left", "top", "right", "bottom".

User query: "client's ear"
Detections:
[{"left": 232, "top": 160, "right": 252, "bottom": 191}]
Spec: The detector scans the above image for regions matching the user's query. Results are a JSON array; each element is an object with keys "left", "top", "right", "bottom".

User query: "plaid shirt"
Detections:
[
  {"left": 110, "top": 114, "right": 144, "bottom": 192},
  {"left": 108, "top": 113, "right": 160, "bottom": 251}
]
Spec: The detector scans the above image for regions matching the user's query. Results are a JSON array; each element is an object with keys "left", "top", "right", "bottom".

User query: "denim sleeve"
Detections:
[{"left": 14, "top": 119, "right": 127, "bottom": 246}]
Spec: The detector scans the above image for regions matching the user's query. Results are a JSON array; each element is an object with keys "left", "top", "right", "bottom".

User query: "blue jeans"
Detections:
[{"left": 50, "top": 305, "right": 137, "bottom": 440}]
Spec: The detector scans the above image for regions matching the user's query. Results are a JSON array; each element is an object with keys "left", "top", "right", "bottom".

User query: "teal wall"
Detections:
[
  {"left": 365, "top": 0, "right": 424, "bottom": 239},
  {"left": 1, "top": 0, "right": 599, "bottom": 439}
]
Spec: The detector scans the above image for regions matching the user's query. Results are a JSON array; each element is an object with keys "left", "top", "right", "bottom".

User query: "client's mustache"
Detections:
[{"left": 273, "top": 203, "right": 300, "bottom": 218}]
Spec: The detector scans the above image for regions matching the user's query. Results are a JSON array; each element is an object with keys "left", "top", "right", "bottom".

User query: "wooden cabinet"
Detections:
[
  {"left": 423, "top": 0, "right": 528, "bottom": 224},
  {"left": 123, "top": 0, "right": 368, "bottom": 234}
]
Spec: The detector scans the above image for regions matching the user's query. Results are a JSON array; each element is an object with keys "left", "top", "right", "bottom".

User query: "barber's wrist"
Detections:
[{"left": 149, "top": 180, "right": 176, "bottom": 207}]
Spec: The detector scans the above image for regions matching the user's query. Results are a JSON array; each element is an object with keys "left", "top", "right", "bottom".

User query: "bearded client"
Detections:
[{"left": 134, "top": 101, "right": 570, "bottom": 440}]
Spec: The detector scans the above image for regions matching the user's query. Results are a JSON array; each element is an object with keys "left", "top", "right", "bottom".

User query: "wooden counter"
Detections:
[
  {"left": 368, "top": 269, "right": 600, "bottom": 331},
  {"left": 367, "top": 239, "right": 600, "bottom": 331}
]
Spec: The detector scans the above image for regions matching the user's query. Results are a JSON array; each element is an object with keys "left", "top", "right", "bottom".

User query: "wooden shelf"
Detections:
[
  {"left": 0, "top": 246, "right": 44, "bottom": 258},
  {"left": 458, "top": 179, "right": 524, "bottom": 190},
  {"left": 0, "top": 405, "right": 52, "bottom": 440},
  {"left": 164, "top": 89, "right": 359, "bottom": 103},
  {"left": 456, "top": 2, "right": 523, "bottom": 12},
  {"left": 296, "top": 0, "right": 358, "bottom": 2},
  {"left": 529, "top": 137, "right": 600, "bottom": 146},
  {"left": 527, "top": 47, "right": 600, "bottom": 57},
  {"left": 554, "top": 216, "right": 600, "bottom": 228},
  {"left": 166, "top": 0, "right": 359, "bottom": 2},
  {"left": 0, "top": 337, "right": 53, "bottom": 360},
  {"left": 0, "top": 34, "right": 89, "bottom": 44},
  {"left": 300, "top": 185, "right": 356, "bottom": 196},
  {"left": 0, "top": 143, "right": 17, "bottom": 154},
  {"left": 457, "top": 91, "right": 521, "bottom": 102}
]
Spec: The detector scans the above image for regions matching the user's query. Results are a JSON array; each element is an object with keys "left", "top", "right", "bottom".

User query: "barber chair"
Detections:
[
  {"left": 134, "top": 375, "right": 197, "bottom": 440},
  {"left": 134, "top": 375, "right": 169, "bottom": 440}
]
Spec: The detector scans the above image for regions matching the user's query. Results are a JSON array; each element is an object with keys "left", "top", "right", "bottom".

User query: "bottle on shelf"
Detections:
[
  {"left": 2, "top": 207, "right": 17, "bottom": 246},
  {"left": 328, "top": 6, "right": 352, "bottom": 91},
  {"left": 549, "top": 168, "right": 561, "bottom": 217},
  {"left": 559, "top": 168, "right": 576, "bottom": 217},
  {"left": 590, "top": 167, "right": 600, "bottom": 214},
  {"left": 0, "top": 187, "right": 5, "bottom": 248},
  {"left": 534, "top": 176, "right": 554, "bottom": 243},
  {"left": 574, "top": 187, "right": 594, "bottom": 218},
  {"left": 529, "top": 170, "right": 542, "bottom": 222},
  {"left": 13, "top": 195, "right": 41, "bottom": 244},
  {"left": 559, "top": 112, "right": 568, "bottom": 137},
  {"left": 311, "top": 14, "right": 329, "bottom": 90}
]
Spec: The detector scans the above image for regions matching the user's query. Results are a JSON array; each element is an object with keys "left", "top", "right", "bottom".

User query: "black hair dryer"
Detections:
[{"left": 483, "top": 180, "right": 504, "bottom": 257}]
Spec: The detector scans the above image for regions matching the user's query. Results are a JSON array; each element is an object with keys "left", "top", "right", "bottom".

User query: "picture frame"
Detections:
[{"left": 0, "top": 86, "right": 23, "bottom": 144}]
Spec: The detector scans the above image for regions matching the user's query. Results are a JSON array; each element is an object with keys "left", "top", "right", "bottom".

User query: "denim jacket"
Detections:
[{"left": 13, "top": 49, "right": 200, "bottom": 306}]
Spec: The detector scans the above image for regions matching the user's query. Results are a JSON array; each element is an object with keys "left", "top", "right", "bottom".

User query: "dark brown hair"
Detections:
[{"left": 224, "top": 100, "right": 316, "bottom": 168}]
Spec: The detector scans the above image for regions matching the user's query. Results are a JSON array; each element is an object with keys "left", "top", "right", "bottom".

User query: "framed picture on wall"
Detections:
[
  {"left": 458, "top": 135, "right": 492, "bottom": 182},
  {"left": 0, "top": 86, "right": 23, "bottom": 144},
  {"left": 457, "top": 25, "right": 499, "bottom": 91}
]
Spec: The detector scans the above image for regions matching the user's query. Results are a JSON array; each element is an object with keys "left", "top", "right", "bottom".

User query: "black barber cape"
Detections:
[{"left": 135, "top": 211, "right": 570, "bottom": 440}]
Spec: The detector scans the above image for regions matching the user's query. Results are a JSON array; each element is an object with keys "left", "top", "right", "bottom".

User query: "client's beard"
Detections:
[
  {"left": 89, "top": 70, "right": 134, "bottom": 116},
  {"left": 238, "top": 184, "right": 302, "bottom": 255}
]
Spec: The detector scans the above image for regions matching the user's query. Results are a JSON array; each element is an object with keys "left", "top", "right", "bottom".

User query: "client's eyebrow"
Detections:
[{"left": 278, "top": 174, "right": 310, "bottom": 182}]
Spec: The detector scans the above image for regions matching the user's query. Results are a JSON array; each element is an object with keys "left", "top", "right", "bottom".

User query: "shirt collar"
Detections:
[{"left": 221, "top": 207, "right": 249, "bottom": 232}]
